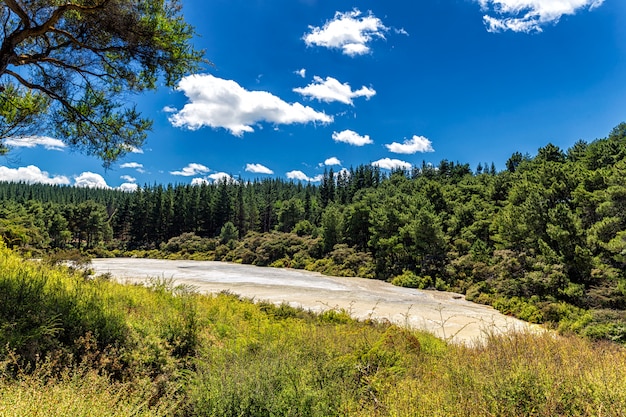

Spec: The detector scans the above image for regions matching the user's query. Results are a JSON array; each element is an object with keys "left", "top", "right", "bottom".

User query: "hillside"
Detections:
[{"left": 1, "top": 244, "right": 626, "bottom": 416}]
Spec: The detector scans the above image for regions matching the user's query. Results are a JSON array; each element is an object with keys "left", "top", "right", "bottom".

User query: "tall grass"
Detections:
[
  {"left": 377, "top": 331, "right": 626, "bottom": 416},
  {"left": 1, "top": 242, "right": 625, "bottom": 416},
  {"left": 0, "top": 246, "right": 127, "bottom": 370},
  {"left": 0, "top": 365, "right": 177, "bottom": 417}
]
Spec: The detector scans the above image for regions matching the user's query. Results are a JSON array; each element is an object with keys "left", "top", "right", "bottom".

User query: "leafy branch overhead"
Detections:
[{"left": 0, "top": 0, "right": 205, "bottom": 166}]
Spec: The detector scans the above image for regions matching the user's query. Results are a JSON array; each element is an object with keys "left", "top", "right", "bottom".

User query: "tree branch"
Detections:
[
  {"left": 5, "top": 68, "right": 72, "bottom": 110},
  {"left": 4, "top": 0, "right": 31, "bottom": 30},
  {"left": 19, "top": 55, "right": 109, "bottom": 80},
  {"left": 6, "top": 1, "right": 109, "bottom": 51}
]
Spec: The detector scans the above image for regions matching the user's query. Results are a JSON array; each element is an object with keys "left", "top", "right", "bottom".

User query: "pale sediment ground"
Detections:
[{"left": 91, "top": 258, "right": 537, "bottom": 344}]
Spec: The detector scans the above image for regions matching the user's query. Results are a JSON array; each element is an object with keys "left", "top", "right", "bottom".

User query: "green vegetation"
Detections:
[
  {"left": 2, "top": 123, "right": 626, "bottom": 342},
  {"left": 0, "top": 0, "right": 204, "bottom": 165},
  {"left": 1, "top": 243, "right": 626, "bottom": 416}
]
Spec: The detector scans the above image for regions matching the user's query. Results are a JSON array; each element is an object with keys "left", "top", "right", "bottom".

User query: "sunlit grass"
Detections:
[
  {"left": 0, "top": 364, "right": 179, "bottom": 417},
  {"left": 1, "top": 243, "right": 625, "bottom": 416}
]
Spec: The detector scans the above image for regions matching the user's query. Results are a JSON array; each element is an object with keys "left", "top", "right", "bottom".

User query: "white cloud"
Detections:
[
  {"left": 120, "top": 162, "right": 142, "bottom": 169},
  {"left": 303, "top": 9, "right": 389, "bottom": 56},
  {"left": 385, "top": 135, "right": 434, "bottom": 154},
  {"left": 395, "top": 27, "right": 409, "bottom": 36},
  {"left": 324, "top": 157, "right": 342, "bottom": 166},
  {"left": 191, "top": 173, "right": 236, "bottom": 185},
  {"left": 74, "top": 172, "right": 110, "bottom": 189},
  {"left": 170, "top": 163, "right": 210, "bottom": 177},
  {"left": 0, "top": 165, "right": 142, "bottom": 191},
  {"left": 118, "top": 182, "right": 138, "bottom": 192},
  {"left": 295, "top": 68, "right": 307, "bottom": 78},
  {"left": 286, "top": 170, "right": 323, "bottom": 182},
  {"left": 168, "top": 74, "right": 333, "bottom": 136},
  {"left": 208, "top": 172, "right": 235, "bottom": 183},
  {"left": 246, "top": 163, "right": 274, "bottom": 175},
  {"left": 338, "top": 168, "right": 351, "bottom": 177},
  {"left": 0, "top": 165, "right": 70, "bottom": 185},
  {"left": 120, "top": 175, "right": 136, "bottom": 183},
  {"left": 5, "top": 136, "right": 66, "bottom": 151},
  {"left": 120, "top": 161, "right": 145, "bottom": 173},
  {"left": 372, "top": 158, "right": 412, "bottom": 170},
  {"left": 332, "top": 129, "right": 373, "bottom": 146},
  {"left": 294, "top": 76, "right": 376, "bottom": 105},
  {"left": 478, "top": 0, "right": 604, "bottom": 33},
  {"left": 191, "top": 177, "right": 209, "bottom": 186}
]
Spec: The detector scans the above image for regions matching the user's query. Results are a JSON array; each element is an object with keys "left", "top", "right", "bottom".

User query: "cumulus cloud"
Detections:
[
  {"left": 303, "top": 9, "right": 389, "bottom": 56},
  {"left": 118, "top": 182, "right": 138, "bottom": 192},
  {"left": 191, "top": 173, "right": 236, "bottom": 185},
  {"left": 372, "top": 158, "right": 412, "bottom": 170},
  {"left": 286, "top": 170, "right": 323, "bottom": 182},
  {"left": 74, "top": 172, "right": 110, "bottom": 189},
  {"left": 332, "top": 129, "right": 373, "bottom": 146},
  {"left": 295, "top": 68, "right": 307, "bottom": 78},
  {"left": 385, "top": 135, "right": 434, "bottom": 154},
  {"left": 168, "top": 74, "right": 333, "bottom": 136},
  {"left": 0, "top": 165, "right": 70, "bottom": 185},
  {"left": 191, "top": 177, "right": 209, "bottom": 186},
  {"left": 338, "top": 167, "right": 351, "bottom": 177},
  {"left": 5, "top": 136, "right": 66, "bottom": 151},
  {"left": 208, "top": 172, "right": 235, "bottom": 183},
  {"left": 478, "top": 0, "right": 605, "bottom": 33},
  {"left": 324, "top": 157, "right": 342, "bottom": 166},
  {"left": 120, "top": 175, "right": 136, "bottom": 183},
  {"left": 294, "top": 76, "right": 375, "bottom": 105},
  {"left": 246, "top": 163, "right": 274, "bottom": 175},
  {"left": 0, "top": 165, "right": 139, "bottom": 191},
  {"left": 170, "top": 163, "right": 210, "bottom": 177}
]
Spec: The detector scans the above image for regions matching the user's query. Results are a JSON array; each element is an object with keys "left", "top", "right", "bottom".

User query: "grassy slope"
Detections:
[{"left": 1, "top": 243, "right": 625, "bottom": 416}]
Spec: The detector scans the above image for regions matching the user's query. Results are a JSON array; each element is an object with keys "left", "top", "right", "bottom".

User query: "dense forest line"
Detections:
[{"left": 2, "top": 123, "right": 626, "bottom": 342}]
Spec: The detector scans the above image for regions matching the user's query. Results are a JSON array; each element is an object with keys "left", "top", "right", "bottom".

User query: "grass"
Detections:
[
  {"left": 0, "top": 366, "right": 177, "bottom": 417},
  {"left": 1, "top": 241, "right": 625, "bottom": 416}
]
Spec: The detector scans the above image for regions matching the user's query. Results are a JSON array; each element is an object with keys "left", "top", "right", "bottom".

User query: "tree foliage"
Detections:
[
  {"left": 0, "top": 0, "right": 204, "bottom": 164},
  {"left": 2, "top": 123, "right": 626, "bottom": 342}
]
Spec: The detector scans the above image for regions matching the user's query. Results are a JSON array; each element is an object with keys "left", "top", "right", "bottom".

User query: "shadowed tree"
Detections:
[
  {"left": 277, "top": 198, "right": 304, "bottom": 233},
  {"left": 0, "top": 0, "right": 204, "bottom": 165},
  {"left": 506, "top": 151, "right": 524, "bottom": 173}
]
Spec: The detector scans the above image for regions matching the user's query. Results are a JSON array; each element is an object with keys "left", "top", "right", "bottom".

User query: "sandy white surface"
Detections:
[{"left": 91, "top": 258, "right": 535, "bottom": 344}]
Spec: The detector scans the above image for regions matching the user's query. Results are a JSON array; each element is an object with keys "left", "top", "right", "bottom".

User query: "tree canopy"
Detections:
[
  {"left": 5, "top": 123, "right": 626, "bottom": 342},
  {"left": 0, "top": 0, "right": 204, "bottom": 165}
]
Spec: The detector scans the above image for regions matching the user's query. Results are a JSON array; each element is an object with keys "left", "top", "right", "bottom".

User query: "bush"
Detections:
[
  {"left": 329, "top": 244, "right": 375, "bottom": 278},
  {"left": 391, "top": 270, "right": 433, "bottom": 289},
  {"left": 0, "top": 244, "right": 128, "bottom": 370},
  {"left": 44, "top": 248, "right": 92, "bottom": 269},
  {"left": 492, "top": 297, "right": 544, "bottom": 323},
  {"left": 161, "top": 233, "right": 215, "bottom": 254},
  {"left": 292, "top": 220, "right": 316, "bottom": 237},
  {"left": 3, "top": 242, "right": 626, "bottom": 416}
]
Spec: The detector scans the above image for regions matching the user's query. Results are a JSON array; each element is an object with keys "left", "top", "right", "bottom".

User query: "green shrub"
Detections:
[
  {"left": 161, "top": 232, "right": 215, "bottom": 254},
  {"left": 0, "top": 244, "right": 128, "bottom": 370},
  {"left": 2, "top": 243, "right": 626, "bottom": 417},
  {"left": 269, "top": 257, "right": 291, "bottom": 268},
  {"left": 492, "top": 297, "right": 544, "bottom": 323},
  {"left": 391, "top": 270, "right": 433, "bottom": 289},
  {"left": 292, "top": 220, "right": 316, "bottom": 237}
]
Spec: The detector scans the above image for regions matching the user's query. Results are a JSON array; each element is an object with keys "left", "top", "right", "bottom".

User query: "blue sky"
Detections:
[{"left": 2, "top": 0, "right": 626, "bottom": 189}]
